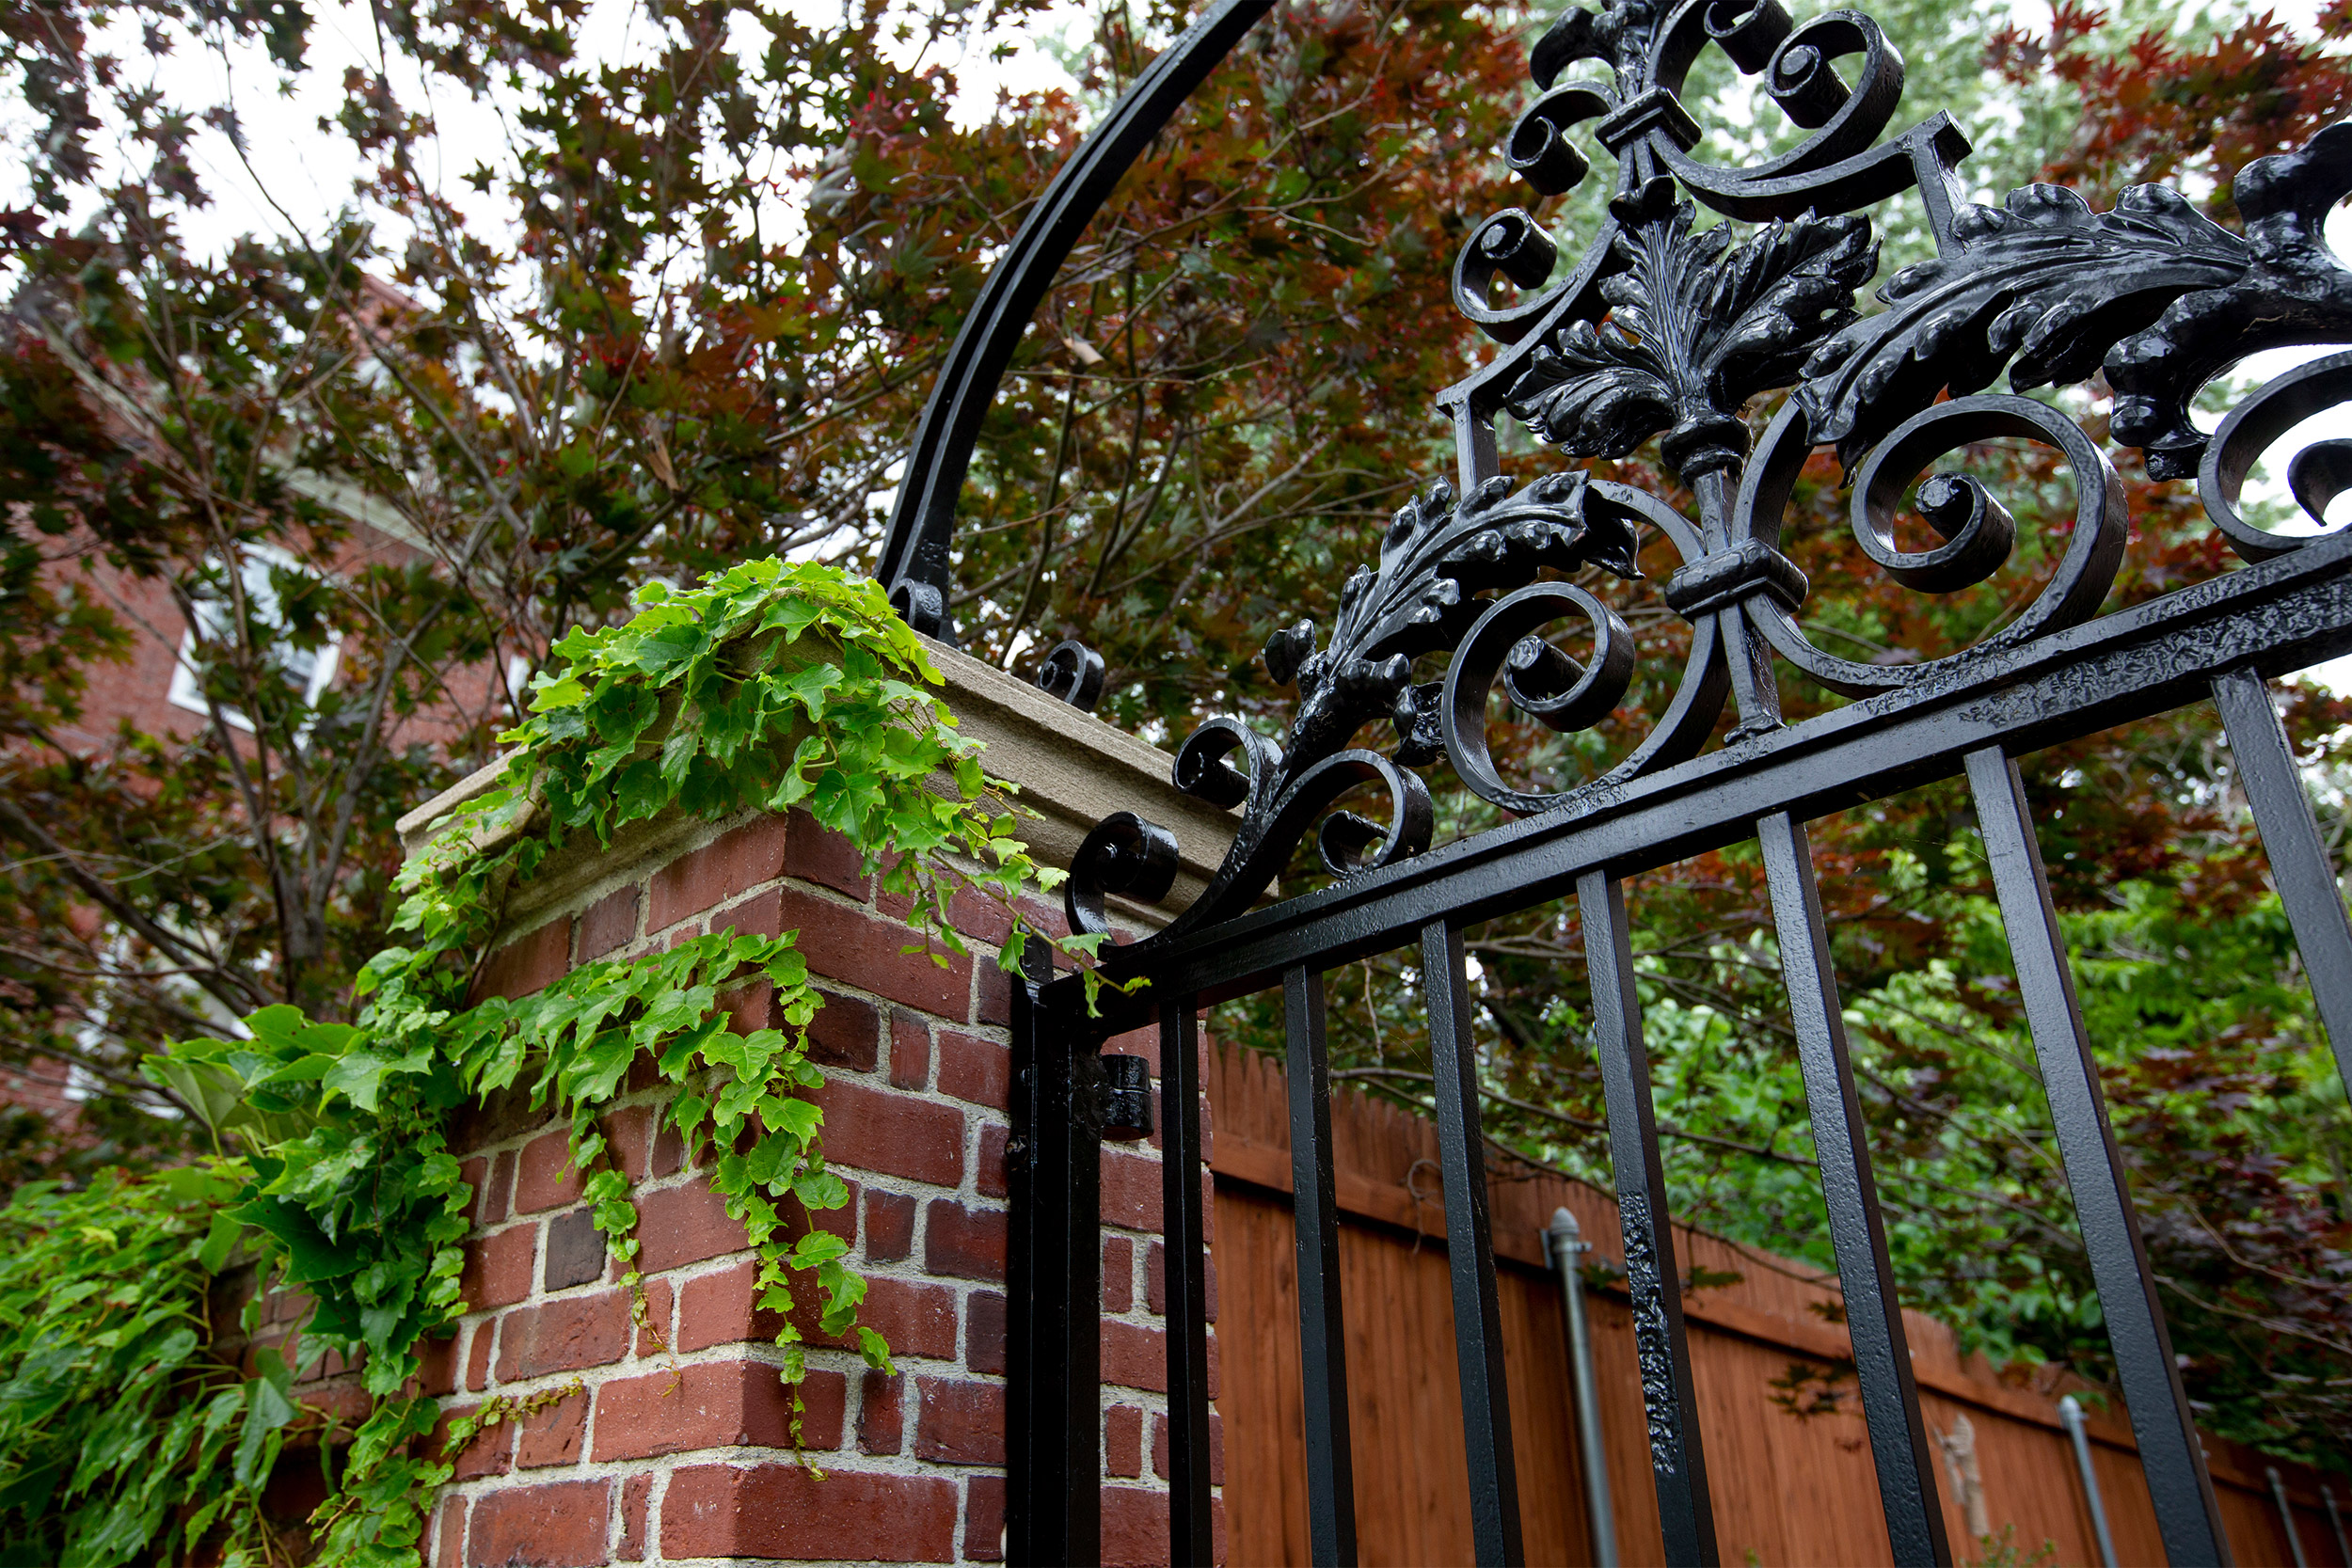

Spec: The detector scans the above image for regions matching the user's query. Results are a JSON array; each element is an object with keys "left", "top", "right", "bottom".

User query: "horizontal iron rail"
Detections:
[{"left": 1047, "top": 531, "right": 2352, "bottom": 1022}]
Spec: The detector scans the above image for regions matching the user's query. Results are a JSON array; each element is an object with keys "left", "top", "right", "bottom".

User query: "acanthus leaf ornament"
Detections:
[
  {"left": 1506, "top": 177, "right": 1878, "bottom": 479},
  {"left": 1069, "top": 0, "right": 2352, "bottom": 945}
]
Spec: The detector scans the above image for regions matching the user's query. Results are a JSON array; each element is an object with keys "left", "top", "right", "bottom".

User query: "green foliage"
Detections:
[
  {"left": 1, "top": 559, "right": 1071, "bottom": 1564},
  {"left": 0, "top": 1160, "right": 286, "bottom": 1567}
]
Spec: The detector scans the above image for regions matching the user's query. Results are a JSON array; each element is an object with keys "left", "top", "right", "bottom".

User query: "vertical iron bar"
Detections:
[
  {"left": 2322, "top": 1484, "right": 2349, "bottom": 1567},
  {"left": 1756, "top": 812, "right": 1951, "bottom": 1567},
  {"left": 1160, "top": 1000, "right": 1216, "bottom": 1567},
  {"left": 1007, "top": 948, "right": 1102, "bottom": 1564},
  {"left": 1964, "top": 747, "right": 2232, "bottom": 1566},
  {"left": 2211, "top": 665, "right": 2352, "bottom": 1101},
  {"left": 1421, "top": 920, "right": 1525, "bottom": 1567},
  {"left": 1282, "top": 966, "right": 1359, "bottom": 1566},
  {"left": 1577, "top": 872, "right": 1720, "bottom": 1567}
]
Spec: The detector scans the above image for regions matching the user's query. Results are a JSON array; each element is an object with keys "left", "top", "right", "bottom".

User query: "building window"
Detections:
[{"left": 165, "top": 546, "right": 342, "bottom": 732}]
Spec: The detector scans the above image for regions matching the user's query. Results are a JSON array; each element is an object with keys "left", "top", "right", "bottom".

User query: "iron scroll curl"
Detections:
[{"left": 1062, "top": 0, "right": 2352, "bottom": 947}]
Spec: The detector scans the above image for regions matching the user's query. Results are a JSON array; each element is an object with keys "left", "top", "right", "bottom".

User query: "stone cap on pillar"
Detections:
[{"left": 394, "top": 632, "right": 1238, "bottom": 936}]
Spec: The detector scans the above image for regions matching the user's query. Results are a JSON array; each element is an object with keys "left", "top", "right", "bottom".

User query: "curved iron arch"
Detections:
[{"left": 874, "top": 0, "right": 1276, "bottom": 649}]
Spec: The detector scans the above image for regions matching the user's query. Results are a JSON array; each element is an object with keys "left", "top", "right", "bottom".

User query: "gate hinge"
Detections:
[{"left": 1073, "top": 1053, "right": 1155, "bottom": 1141}]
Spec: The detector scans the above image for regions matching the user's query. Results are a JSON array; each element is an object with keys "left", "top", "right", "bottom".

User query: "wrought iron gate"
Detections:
[{"left": 879, "top": 0, "right": 2352, "bottom": 1561}]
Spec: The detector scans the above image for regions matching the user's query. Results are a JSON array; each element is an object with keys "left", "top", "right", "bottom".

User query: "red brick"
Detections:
[
  {"left": 861, "top": 1277, "right": 959, "bottom": 1361},
  {"left": 662, "top": 1463, "right": 956, "bottom": 1561},
  {"left": 858, "top": 1370, "right": 906, "bottom": 1455},
  {"left": 1104, "top": 1236, "right": 1135, "bottom": 1313},
  {"left": 1102, "top": 1318, "right": 1166, "bottom": 1394},
  {"left": 1015, "top": 894, "right": 1069, "bottom": 941},
  {"left": 731, "top": 887, "right": 972, "bottom": 1016},
  {"left": 615, "top": 1472, "right": 651, "bottom": 1563},
  {"left": 516, "top": 1387, "right": 586, "bottom": 1468},
  {"left": 496, "top": 1291, "right": 630, "bottom": 1382},
  {"left": 1101, "top": 1148, "right": 1160, "bottom": 1231},
  {"left": 784, "top": 808, "right": 868, "bottom": 898},
  {"left": 937, "top": 1030, "right": 1009, "bottom": 1109},
  {"left": 514, "top": 1130, "right": 585, "bottom": 1214},
  {"left": 601, "top": 1103, "right": 683, "bottom": 1184},
  {"left": 648, "top": 815, "right": 791, "bottom": 930},
  {"left": 434, "top": 1403, "right": 511, "bottom": 1481},
  {"left": 977, "top": 964, "right": 1013, "bottom": 1026},
  {"left": 866, "top": 1188, "right": 916, "bottom": 1263},
  {"left": 544, "top": 1207, "right": 606, "bottom": 1291},
  {"left": 807, "top": 990, "right": 881, "bottom": 1070},
  {"left": 579, "top": 883, "right": 641, "bottom": 960},
  {"left": 916, "top": 1376, "right": 1004, "bottom": 1465},
  {"left": 674, "top": 1259, "right": 785, "bottom": 1353},
  {"left": 475, "top": 916, "right": 571, "bottom": 1002},
  {"left": 464, "top": 1323, "right": 492, "bottom": 1391},
  {"left": 948, "top": 882, "right": 1016, "bottom": 946},
  {"left": 1103, "top": 1485, "right": 1171, "bottom": 1568},
  {"left": 814, "top": 1076, "right": 964, "bottom": 1186},
  {"left": 1104, "top": 1021, "right": 1159, "bottom": 1074},
  {"left": 591, "top": 1359, "right": 842, "bottom": 1460},
  {"left": 483, "top": 1150, "right": 516, "bottom": 1225},
  {"left": 966, "top": 1475, "right": 1008, "bottom": 1562},
  {"left": 467, "top": 1478, "right": 611, "bottom": 1568},
  {"left": 1105, "top": 1402, "right": 1143, "bottom": 1478},
  {"left": 889, "top": 1010, "right": 931, "bottom": 1089},
  {"left": 419, "top": 1332, "right": 459, "bottom": 1398},
  {"left": 461, "top": 1226, "right": 535, "bottom": 1312},
  {"left": 925, "top": 1200, "right": 1007, "bottom": 1281},
  {"left": 966, "top": 1291, "right": 1007, "bottom": 1375},
  {"left": 633, "top": 1179, "right": 749, "bottom": 1274},
  {"left": 459, "top": 1157, "right": 489, "bottom": 1222},
  {"left": 432, "top": 1496, "right": 466, "bottom": 1568},
  {"left": 631, "top": 1275, "right": 674, "bottom": 1356},
  {"left": 1152, "top": 1408, "right": 1226, "bottom": 1484},
  {"left": 977, "top": 1123, "right": 1010, "bottom": 1199}
]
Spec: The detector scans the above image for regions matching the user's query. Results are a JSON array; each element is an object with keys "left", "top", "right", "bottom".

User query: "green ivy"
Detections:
[{"left": 0, "top": 559, "right": 1089, "bottom": 1565}]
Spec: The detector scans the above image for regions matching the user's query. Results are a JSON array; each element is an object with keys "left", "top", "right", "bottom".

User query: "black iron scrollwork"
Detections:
[{"left": 1068, "top": 0, "right": 2352, "bottom": 941}]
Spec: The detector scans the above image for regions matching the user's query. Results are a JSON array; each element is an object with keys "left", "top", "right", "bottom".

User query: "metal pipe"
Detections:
[
  {"left": 2323, "top": 1484, "right": 2348, "bottom": 1568},
  {"left": 2058, "top": 1396, "right": 2120, "bottom": 1568},
  {"left": 1546, "top": 1208, "right": 1619, "bottom": 1568},
  {"left": 2271, "top": 1466, "right": 2312, "bottom": 1568}
]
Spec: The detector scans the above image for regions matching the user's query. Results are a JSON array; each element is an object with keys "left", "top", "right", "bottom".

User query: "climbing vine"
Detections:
[{"left": 0, "top": 559, "right": 1090, "bottom": 1564}]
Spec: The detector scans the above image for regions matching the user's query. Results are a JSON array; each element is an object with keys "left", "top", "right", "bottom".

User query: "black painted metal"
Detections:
[
  {"left": 1580, "top": 872, "right": 1718, "bottom": 1566},
  {"left": 1159, "top": 1001, "right": 1217, "bottom": 1566},
  {"left": 1756, "top": 813, "right": 1950, "bottom": 1566},
  {"left": 874, "top": 0, "right": 1274, "bottom": 645},
  {"left": 2212, "top": 665, "right": 2352, "bottom": 1101},
  {"left": 1006, "top": 945, "right": 1101, "bottom": 1565},
  {"left": 1281, "top": 965, "right": 1359, "bottom": 1566},
  {"left": 1965, "top": 748, "right": 2232, "bottom": 1566},
  {"left": 1422, "top": 920, "right": 1526, "bottom": 1566},
  {"left": 889, "top": 0, "right": 2352, "bottom": 1559}
]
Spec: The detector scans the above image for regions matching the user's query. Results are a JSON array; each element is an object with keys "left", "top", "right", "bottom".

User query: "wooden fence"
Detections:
[{"left": 1203, "top": 1043, "right": 2345, "bottom": 1567}]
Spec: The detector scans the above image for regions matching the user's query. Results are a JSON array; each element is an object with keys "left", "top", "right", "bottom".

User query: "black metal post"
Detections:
[
  {"left": 1282, "top": 965, "right": 1359, "bottom": 1566},
  {"left": 1159, "top": 1000, "right": 1216, "bottom": 1566},
  {"left": 1756, "top": 811, "right": 1951, "bottom": 1566},
  {"left": 1007, "top": 957, "right": 1103, "bottom": 1565},
  {"left": 1964, "top": 747, "right": 2231, "bottom": 1566},
  {"left": 1577, "top": 872, "right": 1720, "bottom": 1567},
  {"left": 2211, "top": 665, "right": 2352, "bottom": 1101},
  {"left": 1420, "top": 920, "right": 1525, "bottom": 1567}
]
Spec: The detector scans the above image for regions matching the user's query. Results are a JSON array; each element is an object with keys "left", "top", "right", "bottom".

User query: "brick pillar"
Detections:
[{"left": 397, "top": 642, "right": 1234, "bottom": 1567}]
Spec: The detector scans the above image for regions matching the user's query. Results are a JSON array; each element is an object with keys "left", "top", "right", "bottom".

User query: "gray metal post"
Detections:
[
  {"left": 1546, "top": 1208, "right": 1620, "bottom": 1568},
  {"left": 2323, "top": 1484, "right": 2349, "bottom": 1568},
  {"left": 2058, "top": 1396, "right": 2120, "bottom": 1568},
  {"left": 2271, "top": 1467, "right": 2312, "bottom": 1568}
]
